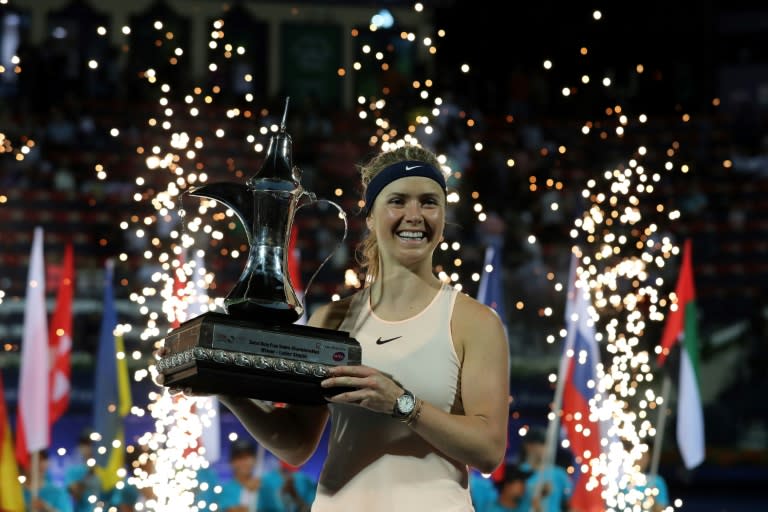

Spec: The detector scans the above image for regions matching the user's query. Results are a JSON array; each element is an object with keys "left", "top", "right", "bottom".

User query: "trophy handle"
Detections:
[
  {"left": 297, "top": 189, "right": 317, "bottom": 208},
  {"left": 295, "top": 194, "right": 348, "bottom": 313}
]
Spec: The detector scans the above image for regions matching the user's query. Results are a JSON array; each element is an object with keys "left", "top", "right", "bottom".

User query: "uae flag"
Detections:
[{"left": 657, "top": 239, "right": 705, "bottom": 470}]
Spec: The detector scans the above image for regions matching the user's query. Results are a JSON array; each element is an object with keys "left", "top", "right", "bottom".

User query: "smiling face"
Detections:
[{"left": 366, "top": 176, "right": 445, "bottom": 273}]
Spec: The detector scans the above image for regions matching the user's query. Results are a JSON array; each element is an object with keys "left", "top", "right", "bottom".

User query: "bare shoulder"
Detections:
[
  {"left": 452, "top": 292, "right": 507, "bottom": 344},
  {"left": 307, "top": 292, "right": 359, "bottom": 330},
  {"left": 454, "top": 292, "right": 504, "bottom": 327}
]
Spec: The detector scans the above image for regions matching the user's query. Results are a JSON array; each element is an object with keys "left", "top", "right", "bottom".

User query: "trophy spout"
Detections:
[{"left": 188, "top": 183, "right": 254, "bottom": 244}]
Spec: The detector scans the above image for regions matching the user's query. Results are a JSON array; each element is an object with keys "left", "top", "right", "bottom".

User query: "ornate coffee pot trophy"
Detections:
[{"left": 155, "top": 99, "right": 360, "bottom": 404}]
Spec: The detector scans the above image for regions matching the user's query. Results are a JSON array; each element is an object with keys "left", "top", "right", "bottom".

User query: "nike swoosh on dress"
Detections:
[{"left": 375, "top": 336, "right": 403, "bottom": 345}]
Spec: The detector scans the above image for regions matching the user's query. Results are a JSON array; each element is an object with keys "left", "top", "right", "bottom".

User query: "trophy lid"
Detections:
[{"left": 248, "top": 98, "right": 301, "bottom": 191}]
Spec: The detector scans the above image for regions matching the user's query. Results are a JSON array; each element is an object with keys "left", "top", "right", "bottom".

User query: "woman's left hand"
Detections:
[{"left": 321, "top": 365, "right": 403, "bottom": 414}]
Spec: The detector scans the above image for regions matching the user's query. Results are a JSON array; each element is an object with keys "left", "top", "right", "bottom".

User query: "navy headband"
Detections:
[{"left": 363, "top": 160, "right": 446, "bottom": 215}]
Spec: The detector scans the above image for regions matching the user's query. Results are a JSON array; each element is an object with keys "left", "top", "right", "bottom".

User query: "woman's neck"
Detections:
[{"left": 369, "top": 268, "right": 442, "bottom": 317}]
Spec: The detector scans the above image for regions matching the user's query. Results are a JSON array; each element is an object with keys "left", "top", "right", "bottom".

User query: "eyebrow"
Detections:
[{"left": 386, "top": 191, "right": 442, "bottom": 200}]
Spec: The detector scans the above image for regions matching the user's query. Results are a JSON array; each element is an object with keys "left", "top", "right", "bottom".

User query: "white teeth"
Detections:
[{"left": 398, "top": 231, "right": 424, "bottom": 239}]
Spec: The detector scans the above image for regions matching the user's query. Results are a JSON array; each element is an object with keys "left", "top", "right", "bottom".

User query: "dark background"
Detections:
[{"left": 0, "top": 1, "right": 766, "bottom": 510}]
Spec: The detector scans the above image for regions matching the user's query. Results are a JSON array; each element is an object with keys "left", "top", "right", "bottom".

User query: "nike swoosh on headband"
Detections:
[{"left": 404, "top": 164, "right": 422, "bottom": 171}]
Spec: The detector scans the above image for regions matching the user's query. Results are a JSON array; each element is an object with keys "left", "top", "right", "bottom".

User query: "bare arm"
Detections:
[
  {"left": 407, "top": 296, "right": 510, "bottom": 472},
  {"left": 322, "top": 295, "right": 510, "bottom": 473},
  {"left": 218, "top": 396, "right": 328, "bottom": 466}
]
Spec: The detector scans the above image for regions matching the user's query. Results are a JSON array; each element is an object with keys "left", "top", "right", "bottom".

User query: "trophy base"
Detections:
[{"left": 157, "top": 311, "right": 362, "bottom": 405}]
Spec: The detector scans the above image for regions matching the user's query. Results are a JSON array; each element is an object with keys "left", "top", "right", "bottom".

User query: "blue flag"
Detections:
[
  {"left": 93, "top": 259, "right": 130, "bottom": 490},
  {"left": 476, "top": 238, "right": 509, "bottom": 483},
  {"left": 477, "top": 240, "right": 506, "bottom": 330}
]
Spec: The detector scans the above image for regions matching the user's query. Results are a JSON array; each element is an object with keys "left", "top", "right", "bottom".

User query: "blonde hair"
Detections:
[{"left": 355, "top": 144, "right": 442, "bottom": 284}]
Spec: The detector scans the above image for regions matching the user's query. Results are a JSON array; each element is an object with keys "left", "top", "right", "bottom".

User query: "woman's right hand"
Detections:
[
  {"left": 150, "top": 345, "right": 168, "bottom": 387},
  {"left": 151, "top": 346, "right": 245, "bottom": 404},
  {"left": 150, "top": 345, "right": 204, "bottom": 397}
]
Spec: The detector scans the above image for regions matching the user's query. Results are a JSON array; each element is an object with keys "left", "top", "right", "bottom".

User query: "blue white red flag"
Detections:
[{"left": 561, "top": 253, "right": 604, "bottom": 512}]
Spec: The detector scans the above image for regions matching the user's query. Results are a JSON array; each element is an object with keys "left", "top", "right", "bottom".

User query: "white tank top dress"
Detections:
[{"left": 312, "top": 283, "right": 474, "bottom": 512}]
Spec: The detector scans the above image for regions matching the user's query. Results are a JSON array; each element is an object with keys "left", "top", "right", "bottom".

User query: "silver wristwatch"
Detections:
[{"left": 392, "top": 388, "right": 416, "bottom": 420}]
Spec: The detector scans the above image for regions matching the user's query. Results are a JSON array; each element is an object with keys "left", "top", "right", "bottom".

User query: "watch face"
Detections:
[{"left": 397, "top": 392, "right": 415, "bottom": 415}]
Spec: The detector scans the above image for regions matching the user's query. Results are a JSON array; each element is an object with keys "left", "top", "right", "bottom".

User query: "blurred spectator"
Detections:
[
  {"left": 483, "top": 464, "right": 538, "bottom": 512},
  {"left": 23, "top": 450, "right": 74, "bottom": 512},
  {"left": 194, "top": 462, "right": 223, "bottom": 512},
  {"left": 111, "top": 446, "right": 156, "bottom": 511},
  {"left": 257, "top": 460, "right": 317, "bottom": 512},
  {"left": 519, "top": 428, "right": 572, "bottom": 512},
  {"left": 63, "top": 429, "right": 102, "bottom": 512},
  {"left": 218, "top": 439, "right": 262, "bottom": 512},
  {"left": 469, "top": 469, "right": 499, "bottom": 512}
]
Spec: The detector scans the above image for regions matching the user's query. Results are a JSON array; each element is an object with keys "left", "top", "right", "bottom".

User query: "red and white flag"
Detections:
[
  {"left": 15, "top": 227, "right": 50, "bottom": 470},
  {"left": 49, "top": 241, "right": 74, "bottom": 425}
]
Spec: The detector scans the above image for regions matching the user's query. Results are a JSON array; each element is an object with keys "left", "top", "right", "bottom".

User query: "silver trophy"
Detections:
[{"left": 156, "top": 99, "right": 360, "bottom": 404}]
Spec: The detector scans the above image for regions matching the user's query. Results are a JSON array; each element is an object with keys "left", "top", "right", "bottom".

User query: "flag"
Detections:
[
  {"left": 476, "top": 239, "right": 508, "bottom": 480},
  {"left": 1, "top": 369, "right": 24, "bottom": 512},
  {"left": 93, "top": 259, "right": 132, "bottom": 491},
  {"left": 15, "top": 226, "right": 49, "bottom": 471},
  {"left": 49, "top": 241, "right": 74, "bottom": 425},
  {"left": 476, "top": 240, "right": 506, "bottom": 330},
  {"left": 561, "top": 253, "right": 604, "bottom": 512},
  {"left": 288, "top": 225, "right": 307, "bottom": 325},
  {"left": 656, "top": 239, "right": 705, "bottom": 470}
]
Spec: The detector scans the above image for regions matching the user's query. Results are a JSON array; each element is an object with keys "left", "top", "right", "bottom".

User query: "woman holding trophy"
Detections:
[
  {"left": 160, "top": 143, "right": 510, "bottom": 511},
  {"left": 216, "top": 144, "right": 510, "bottom": 511}
]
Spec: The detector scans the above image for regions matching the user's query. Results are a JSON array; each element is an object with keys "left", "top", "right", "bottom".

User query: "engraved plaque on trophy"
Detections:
[{"left": 155, "top": 99, "right": 360, "bottom": 405}]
